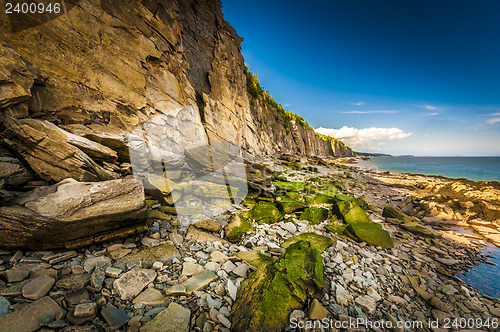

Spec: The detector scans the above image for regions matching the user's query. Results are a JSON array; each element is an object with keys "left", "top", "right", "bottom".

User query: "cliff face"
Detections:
[{"left": 0, "top": 0, "right": 354, "bottom": 163}]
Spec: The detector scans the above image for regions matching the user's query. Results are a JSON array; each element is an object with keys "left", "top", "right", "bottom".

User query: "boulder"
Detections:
[
  {"left": 0, "top": 177, "right": 147, "bottom": 249},
  {"left": 225, "top": 214, "right": 254, "bottom": 242},
  {"left": 249, "top": 202, "right": 281, "bottom": 224},
  {"left": 299, "top": 207, "right": 329, "bottom": 225},
  {"left": 281, "top": 233, "right": 333, "bottom": 253},
  {"left": 345, "top": 223, "right": 394, "bottom": 248},
  {"left": 333, "top": 199, "right": 371, "bottom": 224},
  {"left": 231, "top": 240, "right": 323, "bottom": 332},
  {"left": 276, "top": 198, "right": 308, "bottom": 214},
  {"left": 0, "top": 157, "right": 34, "bottom": 189},
  {"left": 2, "top": 118, "right": 115, "bottom": 183}
]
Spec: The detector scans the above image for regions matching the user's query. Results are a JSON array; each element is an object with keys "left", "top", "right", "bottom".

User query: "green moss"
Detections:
[
  {"left": 299, "top": 207, "right": 329, "bottom": 225},
  {"left": 307, "top": 194, "right": 334, "bottom": 205},
  {"left": 281, "top": 233, "right": 333, "bottom": 252},
  {"left": 276, "top": 198, "right": 308, "bottom": 214},
  {"left": 231, "top": 240, "right": 323, "bottom": 332},
  {"left": 249, "top": 202, "right": 281, "bottom": 224},
  {"left": 273, "top": 172, "right": 288, "bottom": 182},
  {"left": 382, "top": 205, "right": 409, "bottom": 221},
  {"left": 325, "top": 223, "right": 347, "bottom": 235},
  {"left": 234, "top": 251, "right": 274, "bottom": 268},
  {"left": 272, "top": 181, "right": 306, "bottom": 192},
  {"left": 242, "top": 197, "right": 257, "bottom": 208},
  {"left": 226, "top": 214, "right": 254, "bottom": 242},
  {"left": 332, "top": 200, "right": 371, "bottom": 224},
  {"left": 346, "top": 223, "right": 394, "bottom": 248}
]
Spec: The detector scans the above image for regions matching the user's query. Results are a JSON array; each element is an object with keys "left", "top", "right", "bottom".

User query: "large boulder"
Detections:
[
  {"left": 345, "top": 223, "right": 394, "bottom": 248},
  {"left": 225, "top": 214, "right": 254, "bottom": 242},
  {"left": 232, "top": 240, "right": 323, "bottom": 332},
  {"left": 249, "top": 202, "right": 281, "bottom": 224},
  {"left": 332, "top": 199, "right": 371, "bottom": 224},
  {"left": 2, "top": 118, "right": 115, "bottom": 182},
  {"left": 0, "top": 177, "right": 147, "bottom": 249},
  {"left": 281, "top": 233, "right": 333, "bottom": 253},
  {"left": 299, "top": 207, "right": 329, "bottom": 225}
]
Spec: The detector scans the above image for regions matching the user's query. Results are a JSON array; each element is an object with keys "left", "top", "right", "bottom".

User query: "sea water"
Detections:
[
  {"left": 368, "top": 156, "right": 500, "bottom": 182},
  {"left": 361, "top": 156, "right": 500, "bottom": 299}
]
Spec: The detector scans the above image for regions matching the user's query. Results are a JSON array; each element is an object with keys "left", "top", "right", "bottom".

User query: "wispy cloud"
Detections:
[
  {"left": 341, "top": 110, "right": 398, "bottom": 114},
  {"left": 426, "top": 112, "right": 440, "bottom": 116},
  {"left": 416, "top": 104, "right": 444, "bottom": 111},
  {"left": 486, "top": 118, "right": 500, "bottom": 125},
  {"left": 315, "top": 126, "right": 413, "bottom": 147},
  {"left": 354, "top": 102, "right": 365, "bottom": 106}
]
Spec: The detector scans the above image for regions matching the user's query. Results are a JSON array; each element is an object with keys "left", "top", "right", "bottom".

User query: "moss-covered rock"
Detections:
[
  {"left": 242, "top": 197, "right": 257, "bottom": 208},
  {"left": 281, "top": 233, "right": 333, "bottom": 252},
  {"left": 276, "top": 198, "right": 308, "bottom": 214},
  {"left": 225, "top": 214, "right": 254, "bottom": 242},
  {"left": 382, "top": 205, "right": 415, "bottom": 221},
  {"left": 346, "top": 223, "right": 394, "bottom": 248},
  {"left": 299, "top": 207, "right": 329, "bottom": 225},
  {"left": 400, "top": 222, "right": 439, "bottom": 238},
  {"left": 325, "top": 223, "right": 346, "bottom": 235},
  {"left": 231, "top": 240, "right": 323, "bottom": 332},
  {"left": 234, "top": 251, "right": 274, "bottom": 268},
  {"left": 383, "top": 206, "right": 438, "bottom": 238},
  {"left": 249, "top": 202, "right": 281, "bottom": 224},
  {"left": 307, "top": 194, "right": 334, "bottom": 205},
  {"left": 332, "top": 200, "right": 371, "bottom": 225}
]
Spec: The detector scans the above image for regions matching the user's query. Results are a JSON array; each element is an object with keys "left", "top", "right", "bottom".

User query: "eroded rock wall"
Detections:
[{"left": 0, "top": 0, "right": 353, "bottom": 168}]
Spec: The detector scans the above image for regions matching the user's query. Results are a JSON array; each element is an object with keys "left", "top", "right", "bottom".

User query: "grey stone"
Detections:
[
  {"left": 113, "top": 268, "right": 156, "bottom": 300},
  {"left": 102, "top": 307, "right": 130, "bottom": 330},
  {"left": 0, "top": 297, "right": 10, "bottom": 318},
  {"left": 0, "top": 297, "right": 61, "bottom": 332},
  {"left": 73, "top": 303, "right": 97, "bottom": 317},
  {"left": 140, "top": 302, "right": 190, "bottom": 332},
  {"left": 56, "top": 273, "right": 91, "bottom": 290}
]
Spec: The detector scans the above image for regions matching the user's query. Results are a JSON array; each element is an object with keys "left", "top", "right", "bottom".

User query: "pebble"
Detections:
[
  {"left": 101, "top": 307, "right": 130, "bottom": 330},
  {"left": 225, "top": 279, "right": 237, "bottom": 301},
  {"left": 73, "top": 302, "right": 97, "bottom": 317}
]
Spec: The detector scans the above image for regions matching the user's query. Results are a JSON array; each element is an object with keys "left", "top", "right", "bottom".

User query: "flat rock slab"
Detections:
[
  {"left": 118, "top": 243, "right": 180, "bottom": 268},
  {"left": 186, "top": 227, "right": 230, "bottom": 245},
  {"left": 22, "top": 274, "right": 55, "bottom": 300},
  {"left": 0, "top": 177, "right": 147, "bottom": 249},
  {"left": 56, "top": 273, "right": 91, "bottom": 290},
  {"left": 0, "top": 296, "right": 61, "bottom": 332},
  {"left": 133, "top": 288, "right": 167, "bottom": 307},
  {"left": 101, "top": 307, "right": 129, "bottom": 330},
  {"left": 140, "top": 302, "right": 190, "bottom": 332},
  {"left": 165, "top": 271, "right": 217, "bottom": 295},
  {"left": 113, "top": 268, "right": 156, "bottom": 300}
]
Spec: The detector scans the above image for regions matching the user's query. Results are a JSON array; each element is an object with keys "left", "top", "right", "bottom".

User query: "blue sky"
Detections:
[{"left": 222, "top": 0, "right": 500, "bottom": 156}]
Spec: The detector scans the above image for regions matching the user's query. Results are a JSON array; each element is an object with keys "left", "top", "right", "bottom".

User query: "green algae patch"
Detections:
[
  {"left": 307, "top": 194, "right": 334, "bottom": 205},
  {"left": 346, "top": 222, "right": 394, "bottom": 248},
  {"left": 325, "top": 223, "right": 347, "bottom": 236},
  {"left": 332, "top": 200, "right": 371, "bottom": 225},
  {"left": 242, "top": 197, "right": 257, "bottom": 208},
  {"left": 231, "top": 240, "right": 323, "bottom": 332},
  {"left": 299, "top": 207, "right": 329, "bottom": 225},
  {"left": 249, "top": 202, "right": 281, "bottom": 224},
  {"left": 281, "top": 233, "right": 333, "bottom": 253},
  {"left": 234, "top": 250, "right": 275, "bottom": 268},
  {"left": 272, "top": 181, "right": 306, "bottom": 192},
  {"left": 382, "top": 205, "right": 416, "bottom": 222},
  {"left": 276, "top": 198, "right": 308, "bottom": 214},
  {"left": 225, "top": 214, "right": 254, "bottom": 242}
]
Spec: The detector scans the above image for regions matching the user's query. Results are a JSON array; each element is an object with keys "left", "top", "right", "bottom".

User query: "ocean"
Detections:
[{"left": 365, "top": 156, "right": 500, "bottom": 182}]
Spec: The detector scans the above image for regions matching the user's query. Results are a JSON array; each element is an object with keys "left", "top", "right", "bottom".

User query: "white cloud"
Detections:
[
  {"left": 315, "top": 126, "right": 413, "bottom": 147},
  {"left": 417, "top": 104, "right": 444, "bottom": 111},
  {"left": 354, "top": 102, "right": 365, "bottom": 106},
  {"left": 341, "top": 110, "right": 398, "bottom": 114},
  {"left": 486, "top": 118, "right": 500, "bottom": 125},
  {"left": 426, "top": 112, "right": 440, "bottom": 116}
]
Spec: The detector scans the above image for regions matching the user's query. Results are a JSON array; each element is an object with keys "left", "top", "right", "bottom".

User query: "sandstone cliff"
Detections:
[{"left": 0, "top": 0, "right": 353, "bottom": 169}]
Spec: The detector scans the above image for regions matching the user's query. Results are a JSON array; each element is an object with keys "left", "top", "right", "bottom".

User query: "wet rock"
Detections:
[
  {"left": 113, "top": 268, "right": 156, "bottom": 300},
  {"left": 84, "top": 256, "right": 111, "bottom": 272},
  {"left": 225, "top": 214, "right": 254, "bottom": 242},
  {"left": 101, "top": 307, "right": 129, "bottom": 330},
  {"left": 90, "top": 265, "right": 106, "bottom": 290},
  {"left": 140, "top": 302, "right": 190, "bottom": 332},
  {"left": 0, "top": 297, "right": 10, "bottom": 318},
  {"left": 234, "top": 251, "right": 274, "bottom": 268},
  {"left": 282, "top": 232, "right": 333, "bottom": 252},
  {"left": 232, "top": 240, "right": 323, "bottom": 332},
  {"left": 64, "top": 289, "right": 90, "bottom": 306},
  {"left": 0, "top": 296, "right": 61, "bottom": 332},
  {"left": 333, "top": 198, "right": 371, "bottom": 225},
  {"left": 22, "top": 275, "right": 55, "bottom": 300}
]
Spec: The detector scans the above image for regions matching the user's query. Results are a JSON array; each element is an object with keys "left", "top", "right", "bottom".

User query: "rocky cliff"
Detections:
[{"left": 0, "top": 0, "right": 353, "bottom": 167}]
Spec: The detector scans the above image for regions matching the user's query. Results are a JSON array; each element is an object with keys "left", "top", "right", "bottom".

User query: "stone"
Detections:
[
  {"left": 204, "top": 262, "right": 220, "bottom": 272},
  {"left": 0, "top": 297, "right": 10, "bottom": 318},
  {"left": 249, "top": 202, "right": 281, "bottom": 224},
  {"left": 346, "top": 222, "right": 394, "bottom": 248},
  {"left": 234, "top": 251, "right": 274, "bottom": 268},
  {"left": 133, "top": 288, "right": 168, "bottom": 307},
  {"left": 232, "top": 263, "right": 249, "bottom": 278},
  {"left": 165, "top": 271, "right": 217, "bottom": 295},
  {"left": 335, "top": 284, "right": 351, "bottom": 306},
  {"left": 118, "top": 243, "right": 180, "bottom": 268},
  {"left": 22, "top": 275, "right": 55, "bottom": 300},
  {"left": 64, "top": 289, "right": 90, "bottom": 306},
  {"left": 333, "top": 199, "right": 371, "bottom": 225},
  {"left": 367, "top": 287, "right": 382, "bottom": 302},
  {"left": 0, "top": 177, "right": 147, "bottom": 249},
  {"left": 231, "top": 240, "right": 323, "bottom": 332},
  {"left": 101, "top": 307, "right": 130, "bottom": 330},
  {"left": 412, "top": 285, "right": 431, "bottom": 301},
  {"left": 113, "top": 268, "right": 156, "bottom": 301},
  {"left": 218, "top": 313, "right": 232, "bottom": 328},
  {"left": 67, "top": 307, "right": 96, "bottom": 325},
  {"left": 281, "top": 232, "right": 333, "bottom": 252},
  {"left": 226, "top": 279, "right": 238, "bottom": 301},
  {"left": 281, "top": 222, "right": 297, "bottom": 233},
  {"left": 276, "top": 198, "right": 307, "bottom": 214},
  {"left": 308, "top": 298, "right": 330, "bottom": 319},
  {"left": 354, "top": 295, "right": 377, "bottom": 315},
  {"left": 206, "top": 295, "right": 222, "bottom": 309},
  {"left": 299, "top": 207, "right": 329, "bottom": 225},
  {"left": 0, "top": 280, "right": 29, "bottom": 296},
  {"left": 430, "top": 296, "right": 451, "bottom": 312},
  {"left": 56, "top": 273, "right": 91, "bottom": 290},
  {"left": 181, "top": 262, "right": 205, "bottom": 276},
  {"left": 222, "top": 261, "right": 237, "bottom": 273},
  {"left": 73, "top": 303, "right": 97, "bottom": 317},
  {"left": 141, "top": 237, "right": 160, "bottom": 248},
  {"left": 225, "top": 214, "right": 254, "bottom": 242},
  {"left": 30, "top": 268, "right": 57, "bottom": 279},
  {"left": 0, "top": 297, "right": 61, "bottom": 332},
  {"left": 0, "top": 268, "right": 29, "bottom": 282},
  {"left": 195, "top": 219, "right": 222, "bottom": 232},
  {"left": 210, "top": 251, "right": 229, "bottom": 262},
  {"left": 169, "top": 233, "right": 183, "bottom": 246},
  {"left": 186, "top": 226, "right": 231, "bottom": 245},
  {"left": 91, "top": 265, "right": 106, "bottom": 290},
  {"left": 140, "top": 302, "right": 190, "bottom": 332},
  {"left": 105, "top": 267, "right": 123, "bottom": 278}
]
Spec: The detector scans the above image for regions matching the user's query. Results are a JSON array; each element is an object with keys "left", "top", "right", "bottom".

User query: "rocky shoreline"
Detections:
[{"left": 1, "top": 156, "right": 499, "bottom": 332}]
